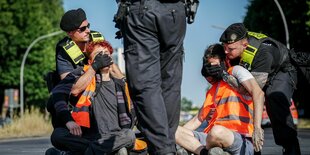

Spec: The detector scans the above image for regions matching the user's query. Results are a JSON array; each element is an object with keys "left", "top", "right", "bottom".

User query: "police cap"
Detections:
[
  {"left": 219, "top": 23, "right": 247, "bottom": 44},
  {"left": 60, "top": 8, "right": 86, "bottom": 32}
]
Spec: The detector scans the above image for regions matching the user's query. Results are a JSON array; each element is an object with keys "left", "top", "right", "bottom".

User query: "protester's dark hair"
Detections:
[
  {"left": 201, "top": 43, "right": 226, "bottom": 82},
  {"left": 202, "top": 43, "right": 226, "bottom": 63}
]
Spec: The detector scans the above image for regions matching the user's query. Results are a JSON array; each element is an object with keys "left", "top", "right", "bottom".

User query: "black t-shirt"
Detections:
[
  {"left": 55, "top": 37, "right": 87, "bottom": 75},
  {"left": 251, "top": 42, "right": 279, "bottom": 74}
]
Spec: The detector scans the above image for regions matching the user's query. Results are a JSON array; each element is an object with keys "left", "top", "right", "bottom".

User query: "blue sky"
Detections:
[{"left": 63, "top": 0, "right": 249, "bottom": 106}]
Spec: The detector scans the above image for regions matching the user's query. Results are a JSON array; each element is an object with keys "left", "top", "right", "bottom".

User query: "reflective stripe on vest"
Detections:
[
  {"left": 72, "top": 106, "right": 89, "bottom": 112},
  {"left": 240, "top": 31, "right": 268, "bottom": 71},
  {"left": 90, "top": 31, "right": 105, "bottom": 42},
  {"left": 63, "top": 41, "right": 85, "bottom": 65},
  {"left": 71, "top": 65, "right": 96, "bottom": 128},
  {"left": 63, "top": 32, "right": 104, "bottom": 65},
  {"left": 199, "top": 67, "right": 254, "bottom": 137}
]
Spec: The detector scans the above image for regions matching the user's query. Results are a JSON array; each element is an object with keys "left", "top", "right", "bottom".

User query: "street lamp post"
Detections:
[
  {"left": 20, "top": 31, "right": 63, "bottom": 117},
  {"left": 274, "top": 0, "right": 290, "bottom": 49}
]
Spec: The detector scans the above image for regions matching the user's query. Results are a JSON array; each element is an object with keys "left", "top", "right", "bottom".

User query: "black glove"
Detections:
[
  {"left": 201, "top": 63, "right": 224, "bottom": 79},
  {"left": 91, "top": 53, "right": 113, "bottom": 71}
]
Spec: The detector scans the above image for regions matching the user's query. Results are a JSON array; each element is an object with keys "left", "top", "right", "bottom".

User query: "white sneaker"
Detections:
[
  {"left": 116, "top": 147, "right": 128, "bottom": 155},
  {"left": 208, "top": 147, "right": 230, "bottom": 155}
]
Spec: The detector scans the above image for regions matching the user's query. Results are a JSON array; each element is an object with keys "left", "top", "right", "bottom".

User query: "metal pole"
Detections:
[
  {"left": 20, "top": 31, "right": 63, "bottom": 117},
  {"left": 211, "top": 25, "right": 225, "bottom": 30},
  {"left": 274, "top": 0, "right": 290, "bottom": 49}
]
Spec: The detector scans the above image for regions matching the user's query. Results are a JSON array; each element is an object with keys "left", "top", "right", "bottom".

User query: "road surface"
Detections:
[{"left": 0, "top": 128, "right": 309, "bottom": 155}]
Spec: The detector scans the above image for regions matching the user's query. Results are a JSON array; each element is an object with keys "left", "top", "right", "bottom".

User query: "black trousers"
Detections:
[
  {"left": 51, "top": 127, "right": 135, "bottom": 155},
  {"left": 265, "top": 70, "right": 301, "bottom": 154},
  {"left": 121, "top": 0, "right": 186, "bottom": 154}
]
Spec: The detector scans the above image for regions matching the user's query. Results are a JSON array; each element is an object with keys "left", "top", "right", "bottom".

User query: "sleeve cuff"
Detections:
[{"left": 57, "top": 110, "right": 74, "bottom": 124}]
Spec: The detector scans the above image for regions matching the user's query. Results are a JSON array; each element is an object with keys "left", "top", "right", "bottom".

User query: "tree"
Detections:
[
  {"left": 181, "top": 97, "right": 193, "bottom": 112},
  {"left": 244, "top": 0, "right": 310, "bottom": 50},
  {"left": 243, "top": 0, "right": 310, "bottom": 117},
  {"left": 0, "top": 0, "right": 65, "bottom": 111}
]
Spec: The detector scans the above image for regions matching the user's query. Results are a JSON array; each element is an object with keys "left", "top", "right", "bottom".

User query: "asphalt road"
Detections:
[{"left": 0, "top": 128, "right": 309, "bottom": 155}]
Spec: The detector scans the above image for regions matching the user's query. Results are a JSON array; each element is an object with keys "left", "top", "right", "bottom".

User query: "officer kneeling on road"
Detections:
[{"left": 45, "top": 40, "right": 135, "bottom": 155}]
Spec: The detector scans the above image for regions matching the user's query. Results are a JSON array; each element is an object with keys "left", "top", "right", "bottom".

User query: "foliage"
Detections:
[
  {"left": 244, "top": 0, "right": 310, "bottom": 117},
  {"left": 0, "top": 0, "right": 66, "bottom": 110},
  {"left": 244, "top": 0, "right": 310, "bottom": 50},
  {"left": 181, "top": 97, "right": 193, "bottom": 112}
]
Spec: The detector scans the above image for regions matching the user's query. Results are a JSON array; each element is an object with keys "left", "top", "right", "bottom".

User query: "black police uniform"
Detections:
[
  {"left": 249, "top": 42, "right": 300, "bottom": 154},
  {"left": 46, "top": 69, "right": 93, "bottom": 155},
  {"left": 220, "top": 23, "right": 300, "bottom": 155},
  {"left": 120, "top": 0, "right": 186, "bottom": 154},
  {"left": 56, "top": 36, "right": 88, "bottom": 76}
]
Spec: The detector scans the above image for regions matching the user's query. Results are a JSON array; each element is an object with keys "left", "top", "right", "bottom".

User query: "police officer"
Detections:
[
  {"left": 119, "top": 0, "right": 187, "bottom": 154},
  {"left": 56, "top": 8, "right": 116, "bottom": 96},
  {"left": 205, "top": 23, "right": 300, "bottom": 155},
  {"left": 45, "top": 8, "right": 116, "bottom": 155}
]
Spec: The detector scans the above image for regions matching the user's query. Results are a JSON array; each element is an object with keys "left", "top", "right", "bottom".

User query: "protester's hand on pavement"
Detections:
[
  {"left": 253, "top": 126, "right": 264, "bottom": 152},
  {"left": 66, "top": 121, "right": 82, "bottom": 136}
]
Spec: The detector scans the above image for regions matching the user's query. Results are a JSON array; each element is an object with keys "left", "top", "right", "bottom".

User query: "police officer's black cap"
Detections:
[
  {"left": 219, "top": 23, "right": 247, "bottom": 44},
  {"left": 60, "top": 8, "right": 86, "bottom": 32}
]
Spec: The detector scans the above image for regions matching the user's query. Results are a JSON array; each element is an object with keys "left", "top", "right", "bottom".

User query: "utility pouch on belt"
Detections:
[
  {"left": 44, "top": 71, "right": 60, "bottom": 93},
  {"left": 185, "top": 0, "right": 199, "bottom": 24},
  {"left": 290, "top": 48, "right": 310, "bottom": 84},
  {"left": 114, "top": 1, "right": 129, "bottom": 28},
  {"left": 113, "top": 1, "right": 130, "bottom": 39},
  {"left": 63, "top": 41, "right": 85, "bottom": 65}
]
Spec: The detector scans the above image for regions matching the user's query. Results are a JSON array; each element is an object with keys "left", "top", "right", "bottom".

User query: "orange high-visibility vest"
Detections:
[
  {"left": 198, "top": 67, "right": 254, "bottom": 137},
  {"left": 71, "top": 65, "right": 95, "bottom": 128}
]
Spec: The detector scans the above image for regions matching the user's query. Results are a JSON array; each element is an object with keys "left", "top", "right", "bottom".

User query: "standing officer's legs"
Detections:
[
  {"left": 158, "top": 1, "right": 186, "bottom": 144},
  {"left": 122, "top": 0, "right": 186, "bottom": 154},
  {"left": 265, "top": 71, "right": 300, "bottom": 155}
]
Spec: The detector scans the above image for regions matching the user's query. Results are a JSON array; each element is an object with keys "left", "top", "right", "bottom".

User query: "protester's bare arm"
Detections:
[
  {"left": 241, "top": 78, "right": 264, "bottom": 152},
  {"left": 183, "top": 114, "right": 202, "bottom": 131}
]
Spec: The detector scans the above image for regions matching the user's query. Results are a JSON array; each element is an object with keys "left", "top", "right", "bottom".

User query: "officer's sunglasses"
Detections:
[{"left": 77, "top": 23, "right": 90, "bottom": 32}]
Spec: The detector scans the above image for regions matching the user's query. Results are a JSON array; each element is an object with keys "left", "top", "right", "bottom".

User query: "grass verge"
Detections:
[
  {"left": 0, "top": 108, "right": 52, "bottom": 139},
  {"left": 298, "top": 118, "right": 310, "bottom": 129}
]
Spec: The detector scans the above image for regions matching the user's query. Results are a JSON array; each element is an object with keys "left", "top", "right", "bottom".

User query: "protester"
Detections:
[
  {"left": 216, "top": 23, "right": 300, "bottom": 155},
  {"left": 176, "top": 44, "right": 264, "bottom": 155}
]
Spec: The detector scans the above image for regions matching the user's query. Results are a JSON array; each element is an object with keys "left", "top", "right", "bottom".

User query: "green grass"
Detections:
[
  {"left": 298, "top": 118, "right": 310, "bottom": 129},
  {"left": 0, "top": 107, "right": 52, "bottom": 139}
]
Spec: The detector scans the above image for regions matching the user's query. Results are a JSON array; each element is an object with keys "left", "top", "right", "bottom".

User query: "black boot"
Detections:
[{"left": 282, "top": 139, "right": 301, "bottom": 155}]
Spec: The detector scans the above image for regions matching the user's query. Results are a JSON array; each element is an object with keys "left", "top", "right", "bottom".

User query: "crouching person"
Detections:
[
  {"left": 46, "top": 40, "right": 135, "bottom": 155},
  {"left": 175, "top": 44, "right": 264, "bottom": 155}
]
